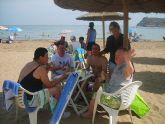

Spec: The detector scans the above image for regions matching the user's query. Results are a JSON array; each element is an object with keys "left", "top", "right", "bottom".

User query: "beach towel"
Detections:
[
  {"left": 3, "top": 80, "right": 20, "bottom": 96},
  {"left": 3, "top": 80, "right": 21, "bottom": 111},
  {"left": 73, "top": 48, "right": 86, "bottom": 62},
  {"left": 24, "top": 89, "right": 51, "bottom": 113}
]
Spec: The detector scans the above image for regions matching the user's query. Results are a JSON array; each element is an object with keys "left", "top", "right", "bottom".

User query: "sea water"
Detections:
[{"left": 0, "top": 25, "right": 165, "bottom": 41}]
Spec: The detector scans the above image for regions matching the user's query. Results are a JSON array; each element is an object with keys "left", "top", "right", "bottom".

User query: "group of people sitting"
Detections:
[{"left": 17, "top": 21, "right": 135, "bottom": 119}]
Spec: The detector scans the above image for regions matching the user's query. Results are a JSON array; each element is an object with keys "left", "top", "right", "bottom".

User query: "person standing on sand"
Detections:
[
  {"left": 86, "top": 22, "right": 96, "bottom": 55},
  {"left": 100, "top": 21, "right": 131, "bottom": 74}
]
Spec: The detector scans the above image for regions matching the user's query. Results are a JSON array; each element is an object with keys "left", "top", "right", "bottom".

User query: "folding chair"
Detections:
[
  {"left": 50, "top": 72, "right": 92, "bottom": 124},
  {"left": 73, "top": 70, "right": 93, "bottom": 103},
  {"left": 92, "top": 81, "right": 142, "bottom": 124},
  {"left": 73, "top": 48, "right": 86, "bottom": 71}
]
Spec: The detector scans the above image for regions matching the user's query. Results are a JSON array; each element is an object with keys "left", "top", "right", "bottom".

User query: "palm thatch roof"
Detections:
[
  {"left": 76, "top": 12, "right": 125, "bottom": 21},
  {"left": 54, "top": 0, "right": 165, "bottom": 13}
]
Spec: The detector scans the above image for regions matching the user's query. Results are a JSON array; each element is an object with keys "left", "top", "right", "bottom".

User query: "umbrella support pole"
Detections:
[
  {"left": 122, "top": 0, "right": 129, "bottom": 50},
  {"left": 102, "top": 20, "right": 106, "bottom": 48}
]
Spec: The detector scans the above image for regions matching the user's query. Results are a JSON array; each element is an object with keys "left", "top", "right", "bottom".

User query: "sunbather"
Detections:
[
  {"left": 82, "top": 48, "right": 135, "bottom": 118},
  {"left": 86, "top": 43, "right": 108, "bottom": 91},
  {"left": 18, "top": 47, "right": 68, "bottom": 100}
]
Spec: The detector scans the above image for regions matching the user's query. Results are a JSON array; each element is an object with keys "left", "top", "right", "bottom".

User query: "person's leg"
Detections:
[
  {"left": 87, "top": 42, "right": 92, "bottom": 56},
  {"left": 82, "top": 98, "right": 95, "bottom": 118},
  {"left": 48, "top": 84, "right": 61, "bottom": 100}
]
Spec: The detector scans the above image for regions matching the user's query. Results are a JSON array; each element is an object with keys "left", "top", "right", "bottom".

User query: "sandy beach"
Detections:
[{"left": 0, "top": 40, "right": 165, "bottom": 124}]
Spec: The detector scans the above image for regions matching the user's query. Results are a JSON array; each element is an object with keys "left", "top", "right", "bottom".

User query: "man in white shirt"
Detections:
[{"left": 50, "top": 41, "right": 74, "bottom": 79}]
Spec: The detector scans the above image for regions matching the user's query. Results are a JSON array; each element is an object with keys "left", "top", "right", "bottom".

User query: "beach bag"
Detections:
[{"left": 131, "top": 93, "right": 150, "bottom": 118}]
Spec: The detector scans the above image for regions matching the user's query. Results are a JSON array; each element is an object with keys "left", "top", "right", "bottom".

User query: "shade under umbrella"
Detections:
[
  {"left": 76, "top": 12, "right": 125, "bottom": 48},
  {"left": 8, "top": 26, "right": 23, "bottom": 32},
  {"left": 0, "top": 26, "right": 8, "bottom": 30},
  {"left": 54, "top": 0, "right": 165, "bottom": 49}
]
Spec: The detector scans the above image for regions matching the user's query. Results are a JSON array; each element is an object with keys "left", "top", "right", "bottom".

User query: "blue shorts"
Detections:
[{"left": 87, "top": 42, "right": 95, "bottom": 51}]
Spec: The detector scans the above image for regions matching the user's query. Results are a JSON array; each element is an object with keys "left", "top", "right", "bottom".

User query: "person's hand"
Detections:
[
  {"left": 99, "top": 51, "right": 103, "bottom": 56},
  {"left": 61, "top": 66, "right": 69, "bottom": 72},
  {"left": 46, "top": 63, "right": 54, "bottom": 71},
  {"left": 130, "top": 49, "right": 136, "bottom": 58},
  {"left": 128, "top": 48, "right": 136, "bottom": 59},
  {"left": 62, "top": 71, "right": 70, "bottom": 79},
  {"left": 47, "top": 66, "right": 54, "bottom": 71},
  {"left": 124, "top": 48, "right": 136, "bottom": 61}
]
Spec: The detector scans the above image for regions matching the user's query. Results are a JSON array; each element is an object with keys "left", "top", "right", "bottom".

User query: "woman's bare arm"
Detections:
[{"left": 39, "top": 67, "right": 67, "bottom": 88}]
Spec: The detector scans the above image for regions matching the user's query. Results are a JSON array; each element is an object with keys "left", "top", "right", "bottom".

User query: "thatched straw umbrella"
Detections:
[
  {"left": 54, "top": 0, "right": 165, "bottom": 49},
  {"left": 76, "top": 12, "right": 125, "bottom": 48}
]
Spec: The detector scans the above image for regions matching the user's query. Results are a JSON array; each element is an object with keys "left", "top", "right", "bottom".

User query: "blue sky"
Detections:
[{"left": 0, "top": 0, "right": 165, "bottom": 26}]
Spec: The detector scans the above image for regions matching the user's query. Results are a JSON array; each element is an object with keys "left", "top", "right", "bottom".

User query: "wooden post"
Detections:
[
  {"left": 122, "top": 0, "right": 129, "bottom": 49},
  {"left": 102, "top": 15, "right": 106, "bottom": 48},
  {"left": 102, "top": 20, "right": 106, "bottom": 48}
]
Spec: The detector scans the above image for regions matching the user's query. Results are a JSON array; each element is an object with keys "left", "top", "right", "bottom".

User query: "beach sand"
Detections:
[{"left": 0, "top": 40, "right": 165, "bottom": 124}]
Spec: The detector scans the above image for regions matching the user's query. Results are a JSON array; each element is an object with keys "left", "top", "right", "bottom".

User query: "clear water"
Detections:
[{"left": 0, "top": 25, "right": 165, "bottom": 41}]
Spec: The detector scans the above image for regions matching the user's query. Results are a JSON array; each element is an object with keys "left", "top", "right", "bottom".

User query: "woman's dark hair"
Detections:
[
  {"left": 79, "top": 36, "right": 84, "bottom": 41},
  {"left": 34, "top": 47, "right": 48, "bottom": 60},
  {"left": 109, "top": 21, "right": 121, "bottom": 31}
]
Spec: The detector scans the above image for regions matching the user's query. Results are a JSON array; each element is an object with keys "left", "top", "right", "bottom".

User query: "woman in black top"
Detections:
[
  {"left": 100, "top": 21, "right": 130, "bottom": 73},
  {"left": 18, "top": 47, "right": 68, "bottom": 99}
]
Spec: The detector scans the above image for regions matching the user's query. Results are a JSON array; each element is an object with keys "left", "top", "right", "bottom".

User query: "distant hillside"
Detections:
[{"left": 137, "top": 17, "right": 165, "bottom": 27}]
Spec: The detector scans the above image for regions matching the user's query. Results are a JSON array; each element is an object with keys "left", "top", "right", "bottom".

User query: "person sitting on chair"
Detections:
[
  {"left": 50, "top": 41, "right": 74, "bottom": 80},
  {"left": 86, "top": 43, "right": 108, "bottom": 92},
  {"left": 18, "top": 47, "right": 68, "bottom": 100},
  {"left": 82, "top": 48, "right": 135, "bottom": 118}
]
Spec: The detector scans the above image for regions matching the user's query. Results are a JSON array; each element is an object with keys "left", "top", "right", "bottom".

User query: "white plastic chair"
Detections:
[
  {"left": 15, "top": 86, "right": 49, "bottom": 124},
  {"left": 92, "top": 81, "right": 142, "bottom": 124}
]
